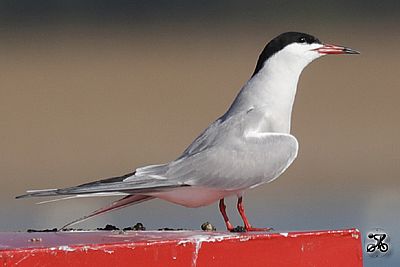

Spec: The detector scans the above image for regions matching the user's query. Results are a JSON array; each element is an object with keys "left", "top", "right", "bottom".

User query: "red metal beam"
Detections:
[{"left": 0, "top": 228, "right": 362, "bottom": 266}]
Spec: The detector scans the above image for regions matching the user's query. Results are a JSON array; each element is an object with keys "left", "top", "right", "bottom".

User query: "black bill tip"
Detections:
[{"left": 343, "top": 47, "right": 360, "bottom": 54}]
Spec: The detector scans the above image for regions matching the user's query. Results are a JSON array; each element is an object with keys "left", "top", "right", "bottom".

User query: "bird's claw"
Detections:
[
  {"left": 244, "top": 226, "right": 273, "bottom": 232},
  {"left": 230, "top": 226, "right": 246, "bottom": 232}
]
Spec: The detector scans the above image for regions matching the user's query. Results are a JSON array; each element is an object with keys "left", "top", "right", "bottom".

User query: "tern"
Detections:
[{"left": 17, "top": 32, "right": 359, "bottom": 231}]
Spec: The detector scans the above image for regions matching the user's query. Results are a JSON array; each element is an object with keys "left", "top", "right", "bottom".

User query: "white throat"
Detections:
[{"left": 225, "top": 43, "right": 321, "bottom": 133}]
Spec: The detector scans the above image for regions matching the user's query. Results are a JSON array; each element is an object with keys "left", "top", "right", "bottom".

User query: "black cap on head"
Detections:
[{"left": 252, "top": 32, "right": 321, "bottom": 76}]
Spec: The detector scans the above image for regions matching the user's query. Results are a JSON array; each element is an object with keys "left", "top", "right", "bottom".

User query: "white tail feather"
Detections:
[{"left": 36, "top": 192, "right": 130, "bottom": 205}]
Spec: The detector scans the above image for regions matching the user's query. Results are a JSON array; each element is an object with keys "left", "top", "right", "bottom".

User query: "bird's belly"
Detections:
[{"left": 149, "top": 187, "right": 239, "bottom": 208}]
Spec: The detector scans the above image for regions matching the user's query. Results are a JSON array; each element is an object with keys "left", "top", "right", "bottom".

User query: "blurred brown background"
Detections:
[{"left": 0, "top": 1, "right": 399, "bottom": 265}]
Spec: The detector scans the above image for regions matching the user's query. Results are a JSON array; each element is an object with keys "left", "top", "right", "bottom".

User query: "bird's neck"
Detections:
[{"left": 227, "top": 55, "right": 309, "bottom": 133}]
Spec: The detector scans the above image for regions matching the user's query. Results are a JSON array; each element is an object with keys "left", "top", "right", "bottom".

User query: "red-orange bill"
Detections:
[{"left": 314, "top": 44, "right": 360, "bottom": 55}]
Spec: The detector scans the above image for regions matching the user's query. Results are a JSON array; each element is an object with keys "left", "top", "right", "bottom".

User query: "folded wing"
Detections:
[{"left": 162, "top": 132, "right": 299, "bottom": 190}]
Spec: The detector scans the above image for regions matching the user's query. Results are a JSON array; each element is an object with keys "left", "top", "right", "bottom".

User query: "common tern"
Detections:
[{"left": 17, "top": 32, "right": 359, "bottom": 231}]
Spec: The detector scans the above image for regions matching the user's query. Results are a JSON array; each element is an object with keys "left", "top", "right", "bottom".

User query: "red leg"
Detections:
[
  {"left": 237, "top": 196, "right": 272, "bottom": 232},
  {"left": 219, "top": 199, "right": 234, "bottom": 231}
]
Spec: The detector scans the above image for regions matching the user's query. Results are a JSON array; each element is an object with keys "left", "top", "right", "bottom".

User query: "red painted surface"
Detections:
[{"left": 0, "top": 229, "right": 362, "bottom": 266}]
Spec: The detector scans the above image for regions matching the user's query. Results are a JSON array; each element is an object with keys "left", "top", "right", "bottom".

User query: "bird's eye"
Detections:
[{"left": 299, "top": 37, "right": 307, "bottom": 43}]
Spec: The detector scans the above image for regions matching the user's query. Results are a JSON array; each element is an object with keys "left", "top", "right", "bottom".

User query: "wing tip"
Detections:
[{"left": 15, "top": 189, "right": 59, "bottom": 199}]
